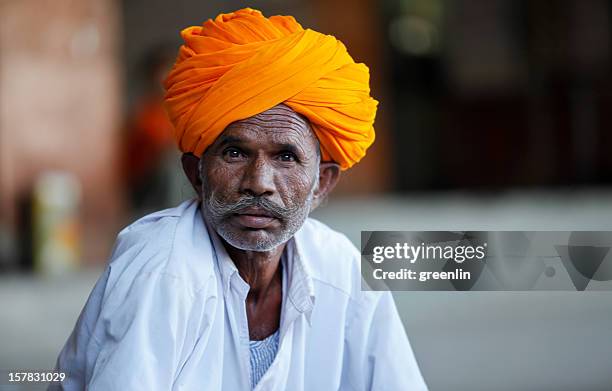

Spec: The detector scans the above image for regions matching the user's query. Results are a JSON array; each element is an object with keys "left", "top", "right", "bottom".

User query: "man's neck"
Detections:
[{"left": 222, "top": 240, "right": 285, "bottom": 301}]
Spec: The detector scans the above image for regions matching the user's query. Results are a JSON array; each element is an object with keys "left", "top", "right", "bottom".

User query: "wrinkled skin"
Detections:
[{"left": 182, "top": 103, "right": 340, "bottom": 340}]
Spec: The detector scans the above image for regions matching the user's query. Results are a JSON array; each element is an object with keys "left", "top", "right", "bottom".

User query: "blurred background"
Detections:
[{"left": 1, "top": 0, "right": 612, "bottom": 390}]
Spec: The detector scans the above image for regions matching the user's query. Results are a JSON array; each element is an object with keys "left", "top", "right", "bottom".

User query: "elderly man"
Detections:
[{"left": 52, "top": 8, "right": 427, "bottom": 391}]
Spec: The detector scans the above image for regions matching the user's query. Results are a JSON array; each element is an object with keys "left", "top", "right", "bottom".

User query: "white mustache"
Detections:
[{"left": 206, "top": 194, "right": 301, "bottom": 221}]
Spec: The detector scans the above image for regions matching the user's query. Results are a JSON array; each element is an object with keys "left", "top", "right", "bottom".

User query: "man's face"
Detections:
[{"left": 199, "top": 104, "right": 320, "bottom": 252}]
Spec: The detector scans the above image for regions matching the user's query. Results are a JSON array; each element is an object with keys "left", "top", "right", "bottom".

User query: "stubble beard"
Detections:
[{"left": 200, "top": 174, "right": 318, "bottom": 252}]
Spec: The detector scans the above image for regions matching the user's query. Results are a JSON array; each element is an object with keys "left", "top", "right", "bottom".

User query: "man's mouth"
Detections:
[{"left": 233, "top": 207, "right": 278, "bottom": 229}]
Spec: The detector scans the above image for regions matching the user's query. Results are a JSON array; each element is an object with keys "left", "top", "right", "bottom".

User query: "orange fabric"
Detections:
[
  {"left": 163, "top": 8, "right": 377, "bottom": 170},
  {"left": 124, "top": 96, "right": 174, "bottom": 181}
]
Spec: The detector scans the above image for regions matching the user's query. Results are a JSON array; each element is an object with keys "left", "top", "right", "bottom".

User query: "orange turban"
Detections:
[{"left": 163, "top": 8, "right": 377, "bottom": 170}]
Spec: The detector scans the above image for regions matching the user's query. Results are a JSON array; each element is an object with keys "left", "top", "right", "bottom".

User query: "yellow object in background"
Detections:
[{"left": 33, "top": 172, "right": 81, "bottom": 276}]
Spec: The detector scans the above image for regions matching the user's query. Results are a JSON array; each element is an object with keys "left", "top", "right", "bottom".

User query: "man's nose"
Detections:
[{"left": 239, "top": 155, "right": 275, "bottom": 197}]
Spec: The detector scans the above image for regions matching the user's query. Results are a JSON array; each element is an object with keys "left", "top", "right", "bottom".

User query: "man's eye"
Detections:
[
  {"left": 278, "top": 152, "right": 296, "bottom": 162},
  {"left": 223, "top": 148, "right": 244, "bottom": 160}
]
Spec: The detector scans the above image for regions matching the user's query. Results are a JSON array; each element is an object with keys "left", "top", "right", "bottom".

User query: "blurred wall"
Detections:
[
  {"left": 384, "top": 0, "right": 612, "bottom": 190},
  {"left": 0, "top": 0, "right": 122, "bottom": 264}
]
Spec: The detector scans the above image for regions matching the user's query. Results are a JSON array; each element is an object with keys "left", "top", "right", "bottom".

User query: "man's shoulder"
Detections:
[
  {"left": 112, "top": 204, "right": 185, "bottom": 252},
  {"left": 107, "top": 199, "right": 216, "bottom": 297},
  {"left": 295, "top": 218, "right": 361, "bottom": 298},
  {"left": 297, "top": 218, "right": 358, "bottom": 257}
]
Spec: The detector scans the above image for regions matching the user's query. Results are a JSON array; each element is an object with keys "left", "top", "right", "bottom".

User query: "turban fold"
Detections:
[{"left": 163, "top": 8, "right": 377, "bottom": 170}]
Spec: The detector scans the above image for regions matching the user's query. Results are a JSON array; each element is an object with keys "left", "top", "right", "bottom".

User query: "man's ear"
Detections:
[
  {"left": 181, "top": 153, "right": 202, "bottom": 199},
  {"left": 312, "top": 162, "right": 341, "bottom": 210}
]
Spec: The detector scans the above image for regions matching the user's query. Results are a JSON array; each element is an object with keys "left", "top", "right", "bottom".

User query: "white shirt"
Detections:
[{"left": 52, "top": 199, "right": 427, "bottom": 390}]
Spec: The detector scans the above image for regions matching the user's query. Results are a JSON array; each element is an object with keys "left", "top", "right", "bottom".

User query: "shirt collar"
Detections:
[{"left": 202, "top": 209, "right": 315, "bottom": 325}]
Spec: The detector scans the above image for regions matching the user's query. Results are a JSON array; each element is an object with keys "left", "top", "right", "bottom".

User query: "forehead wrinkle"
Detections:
[
  {"left": 233, "top": 119, "right": 307, "bottom": 132},
  {"left": 243, "top": 103, "right": 311, "bottom": 128},
  {"left": 226, "top": 119, "right": 310, "bottom": 137},
  {"left": 234, "top": 113, "right": 311, "bottom": 132},
  {"left": 227, "top": 114, "right": 316, "bottom": 144},
  {"left": 251, "top": 110, "right": 309, "bottom": 126}
]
